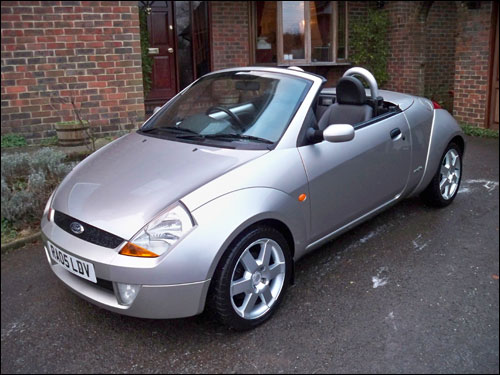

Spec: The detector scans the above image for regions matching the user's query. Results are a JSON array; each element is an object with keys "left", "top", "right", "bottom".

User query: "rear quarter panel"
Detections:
[
  {"left": 408, "top": 108, "right": 465, "bottom": 196},
  {"left": 402, "top": 97, "right": 435, "bottom": 195}
]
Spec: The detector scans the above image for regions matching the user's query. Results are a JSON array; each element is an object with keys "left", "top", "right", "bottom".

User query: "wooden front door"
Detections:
[
  {"left": 488, "top": 8, "right": 499, "bottom": 130},
  {"left": 145, "top": 1, "right": 177, "bottom": 109}
]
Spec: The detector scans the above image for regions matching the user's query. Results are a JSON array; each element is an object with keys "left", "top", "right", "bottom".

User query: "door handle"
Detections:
[
  {"left": 167, "top": 47, "right": 174, "bottom": 53},
  {"left": 390, "top": 128, "right": 402, "bottom": 140}
]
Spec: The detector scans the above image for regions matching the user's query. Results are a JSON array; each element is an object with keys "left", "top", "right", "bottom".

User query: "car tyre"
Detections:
[
  {"left": 207, "top": 225, "right": 292, "bottom": 331},
  {"left": 421, "top": 142, "right": 463, "bottom": 207}
]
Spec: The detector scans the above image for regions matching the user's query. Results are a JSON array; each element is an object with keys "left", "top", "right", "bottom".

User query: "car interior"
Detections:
[{"left": 314, "top": 76, "right": 400, "bottom": 128}]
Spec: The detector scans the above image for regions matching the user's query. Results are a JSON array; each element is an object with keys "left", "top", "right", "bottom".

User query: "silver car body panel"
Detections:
[
  {"left": 42, "top": 66, "right": 464, "bottom": 319},
  {"left": 298, "top": 111, "right": 412, "bottom": 243},
  {"left": 51, "top": 131, "right": 267, "bottom": 240},
  {"left": 408, "top": 108, "right": 464, "bottom": 196}
]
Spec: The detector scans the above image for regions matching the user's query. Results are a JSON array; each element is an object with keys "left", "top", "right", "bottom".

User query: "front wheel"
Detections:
[
  {"left": 421, "top": 142, "right": 463, "bottom": 207},
  {"left": 207, "top": 226, "right": 292, "bottom": 330}
]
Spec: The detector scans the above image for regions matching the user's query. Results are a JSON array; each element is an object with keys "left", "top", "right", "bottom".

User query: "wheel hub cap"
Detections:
[{"left": 252, "top": 272, "right": 262, "bottom": 285}]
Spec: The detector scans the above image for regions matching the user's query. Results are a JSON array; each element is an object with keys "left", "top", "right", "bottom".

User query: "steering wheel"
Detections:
[{"left": 206, "top": 106, "right": 245, "bottom": 129}]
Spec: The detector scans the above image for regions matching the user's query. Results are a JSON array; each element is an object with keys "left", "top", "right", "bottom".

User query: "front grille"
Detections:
[{"left": 54, "top": 211, "right": 125, "bottom": 249}]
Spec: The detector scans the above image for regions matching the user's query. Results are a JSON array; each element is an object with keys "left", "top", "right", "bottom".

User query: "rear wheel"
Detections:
[
  {"left": 421, "top": 142, "right": 462, "bottom": 207},
  {"left": 207, "top": 226, "right": 292, "bottom": 330}
]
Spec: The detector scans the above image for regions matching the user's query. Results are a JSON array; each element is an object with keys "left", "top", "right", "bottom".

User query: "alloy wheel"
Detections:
[
  {"left": 230, "top": 238, "right": 286, "bottom": 320},
  {"left": 439, "top": 148, "right": 461, "bottom": 200}
]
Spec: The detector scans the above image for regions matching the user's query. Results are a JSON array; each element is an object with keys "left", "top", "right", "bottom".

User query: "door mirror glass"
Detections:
[
  {"left": 153, "top": 106, "right": 162, "bottom": 114},
  {"left": 323, "top": 124, "right": 355, "bottom": 143}
]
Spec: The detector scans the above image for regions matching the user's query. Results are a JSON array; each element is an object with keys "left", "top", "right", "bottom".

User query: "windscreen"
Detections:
[{"left": 141, "top": 71, "right": 311, "bottom": 148}]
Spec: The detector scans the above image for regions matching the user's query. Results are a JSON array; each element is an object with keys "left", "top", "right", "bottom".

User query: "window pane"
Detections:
[
  {"left": 337, "top": 1, "right": 346, "bottom": 60},
  {"left": 192, "top": 1, "right": 210, "bottom": 78},
  {"left": 255, "top": 1, "right": 277, "bottom": 63},
  {"left": 175, "top": 1, "right": 194, "bottom": 90},
  {"left": 310, "top": 1, "right": 332, "bottom": 62},
  {"left": 282, "top": 1, "right": 305, "bottom": 60}
]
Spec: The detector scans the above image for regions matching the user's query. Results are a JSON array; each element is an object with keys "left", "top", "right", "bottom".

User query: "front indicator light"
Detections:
[
  {"left": 115, "top": 282, "right": 141, "bottom": 306},
  {"left": 119, "top": 242, "right": 159, "bottom": 258}
]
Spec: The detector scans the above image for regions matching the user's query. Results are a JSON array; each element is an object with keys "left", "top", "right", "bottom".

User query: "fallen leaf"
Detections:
[{"left": 492, "top": 274, "right": 499, "bottom": 280}]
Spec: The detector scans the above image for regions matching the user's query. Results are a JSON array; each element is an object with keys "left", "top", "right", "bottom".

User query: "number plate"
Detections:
[{"left": 48, "top": 241, "right": 97, "bottom": 283}]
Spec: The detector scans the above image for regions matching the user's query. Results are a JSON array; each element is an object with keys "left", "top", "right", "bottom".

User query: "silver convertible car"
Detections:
[{"left": 42, "top": 67, "right": 465, "bottom": 330}]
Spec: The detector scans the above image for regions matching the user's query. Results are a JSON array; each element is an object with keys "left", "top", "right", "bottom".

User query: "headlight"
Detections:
[{"left": 120, "top": 202, "right": 195, "bottom": 257}]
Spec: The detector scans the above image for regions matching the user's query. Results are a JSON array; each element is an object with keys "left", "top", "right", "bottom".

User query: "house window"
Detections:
[{"left": 253, "top": 1, "right": 348, "bottom": 66}]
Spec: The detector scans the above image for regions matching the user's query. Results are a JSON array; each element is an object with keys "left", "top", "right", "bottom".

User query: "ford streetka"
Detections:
[{"left": 42, "top": 67, "right": 465, "bottom": 330}]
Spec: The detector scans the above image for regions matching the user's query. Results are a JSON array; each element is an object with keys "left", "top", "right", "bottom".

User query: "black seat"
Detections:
[{"left": 318, "top": 76, "right": 373, "bottom": 130}]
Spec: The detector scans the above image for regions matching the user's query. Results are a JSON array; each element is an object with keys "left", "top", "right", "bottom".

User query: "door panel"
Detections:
[
  {"left": 146, "top": 2, "right": 177, "bottom": 102},
  {"left": 299, "top": 112, "right": 412, "bottom": 242}
]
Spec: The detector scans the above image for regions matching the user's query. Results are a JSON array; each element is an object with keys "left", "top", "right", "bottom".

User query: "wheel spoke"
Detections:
[
  {"left": 445, "top": 152, "right": 452, "bottom": 168},
  {"left": 451, "top": 151, "right": 459, "bottom": 167},
  {"left": 242, "top": 292, "right": 259, "bottom": 316},
  {"left": 443, "top": 184, "right": 450, "bottom": 199},
  {"left": 440, "top": 164, "right": 449, "bottom": 176},
  {"left": 260, "top": 285, "right": 273, "bottom": 306},
  {"left": 269, "top": 262, "right": 285, "bottom": 280},
  {"left": 440, "top": 177, "right": 447, "bottom": 191},
  {"left": 449, "top": 183, "right": 457, "bottom": 197},
  {"left": 240, "top": 251, "right": 258, "bottom": 273},
  {"left": 259, "top": 240, "right": 273, "bottom": 267},
  {"left": 231, "top": 277, "right": 252, "bottom": 297}
]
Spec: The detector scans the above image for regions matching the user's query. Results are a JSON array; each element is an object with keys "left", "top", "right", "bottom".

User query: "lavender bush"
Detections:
[{"left": 1, "top": 148, "right": 76, "bottom": 236}]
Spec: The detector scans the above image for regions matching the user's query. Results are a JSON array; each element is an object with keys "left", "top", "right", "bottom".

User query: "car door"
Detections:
[{"left": 298, "top": 111, "right": 412, "bottom": 242}]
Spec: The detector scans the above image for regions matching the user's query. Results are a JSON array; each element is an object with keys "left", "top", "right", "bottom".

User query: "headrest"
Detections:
[{"left": 336, "top": 76, "right": 366, "bottom": 105}]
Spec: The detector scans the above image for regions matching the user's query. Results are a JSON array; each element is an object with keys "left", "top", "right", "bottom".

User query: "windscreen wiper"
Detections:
[
  {"left": 141, "top": 127, "right": 200, "bottom": 136},
  {"left": 203, "top": 134, "right": 274, "bottom": 144}
]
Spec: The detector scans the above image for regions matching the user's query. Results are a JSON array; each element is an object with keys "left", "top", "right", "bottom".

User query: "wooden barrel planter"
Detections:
[{"left": 55, "top": 121, "right": 90, "bottom": 147}]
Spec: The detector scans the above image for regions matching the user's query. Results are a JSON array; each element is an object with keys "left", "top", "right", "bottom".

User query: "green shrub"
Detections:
[
  {"left": 461, "top": 124, "right": 499, "bottom": 139},
  {"left": 350, "top": 9, "right": 390, "bottom": 87},
  {"left": 1, "top": 148, "right": 76, "bottom": 233},
  {"left": 1, "top": 134, "right": 27, "bottom": 148},
  {"left": 1, "top": 218, "right": 17, "bottom": 243},
  {"left": 40, "top": 136, "right": 58, "bottom": 146}
]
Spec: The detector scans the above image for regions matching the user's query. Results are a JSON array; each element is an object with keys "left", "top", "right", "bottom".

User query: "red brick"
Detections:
[{"left": 6, "top": 86, "right": 27, "bottom": 93}]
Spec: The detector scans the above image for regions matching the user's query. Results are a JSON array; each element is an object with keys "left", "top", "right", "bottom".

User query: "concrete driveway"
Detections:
[{"left": 1, "top": 136, "right": 498, "bottom": 374}]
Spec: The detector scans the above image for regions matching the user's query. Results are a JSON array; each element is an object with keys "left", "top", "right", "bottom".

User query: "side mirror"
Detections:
[
  {"left": 153, "top": 106, "right": 162, "bottom": 114},
  {"left": 323, "top": 124, "right": 355, "bottom": 143}
]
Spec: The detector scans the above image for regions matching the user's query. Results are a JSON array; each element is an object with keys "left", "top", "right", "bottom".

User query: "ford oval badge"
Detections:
[{"left": 70, "top": 222, "right": 84, "bottom": 234}]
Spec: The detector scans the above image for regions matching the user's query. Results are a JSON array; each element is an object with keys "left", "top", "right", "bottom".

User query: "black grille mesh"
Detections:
[{"left": 54, "top": 211, "right": 125, "bottom": 249}]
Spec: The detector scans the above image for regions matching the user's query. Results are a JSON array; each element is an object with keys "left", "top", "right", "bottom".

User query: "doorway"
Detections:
[{"left": 139, "top": 1, "right": 212, "bottom": 114}]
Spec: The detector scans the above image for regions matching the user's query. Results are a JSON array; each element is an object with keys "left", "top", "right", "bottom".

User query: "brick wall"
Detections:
[
  {"left": 1, "top": 1, "right": 145, "bottom": 144},
  {"left": 453, "top": 1, "right": 493, "bottom": 127},
  {"left": 424, "top": 1, "right": 457, "bottom": 112},
  {"left": 383, "top": 1, "right": 426, "bottom": 95},
  {"left": 210, "top": 1, "right": 250, "bottom": 71}
]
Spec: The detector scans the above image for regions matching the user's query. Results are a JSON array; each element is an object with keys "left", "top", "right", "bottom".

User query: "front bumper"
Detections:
[{"left": 41, "top": 218, "right": 210, "bottom": 319}]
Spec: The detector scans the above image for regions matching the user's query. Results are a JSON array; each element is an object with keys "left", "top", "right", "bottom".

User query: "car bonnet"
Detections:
[{"left": 51, "top": 132, "right": 268, "bottom": 240}]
